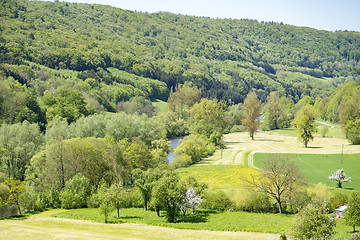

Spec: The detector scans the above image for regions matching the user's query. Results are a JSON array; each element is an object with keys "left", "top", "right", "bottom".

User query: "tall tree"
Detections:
[
  {"left": 168, "top": 84, "right": 201, "bottom": 120},
  {"left": 292, "top": 105, "right": 318, "bottom": 147},
  {"left": 246, "top": 154, "right": 304, "bottom": 214},
  {"left": 264, "top": 92, "right": 289, "bottom": 130},
  {"left": 0, "top": 121, "right": 44, "bottom": 181},
  {"left": 132, "top": 168, "right": 164, "bottom": 211},
  {"left": 189, "top": 98, "right": 226, "bottom": 143},
  {"left": 242, "top": 92, "right": 262, "bottom": 140}
]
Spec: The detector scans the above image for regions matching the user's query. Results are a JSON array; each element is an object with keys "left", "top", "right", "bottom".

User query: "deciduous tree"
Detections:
[
  {"left": 291, "top": 200, "right": 335, "bottom": 240},
  {"left": 246, "top": 154, "right": 303, "bottom": 214},
  {"left": 292, "top": 105, "right": 318, "bottom": 147},
  {"left": 328, "top": 169, "right": 351, "bottom": 188},
  {"left": 242, "top": 92, "right": 262, "bottom": 140}
]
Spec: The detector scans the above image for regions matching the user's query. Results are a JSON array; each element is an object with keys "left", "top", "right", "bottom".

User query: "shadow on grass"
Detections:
[
  {"left": 121, "top": 216, "right": 142, "bottom": 219},
  {"left": 0, "top": 209, "right": 47, "bottom": 221},
  {"left": 255, "top": 138, "right": 284, "bottom": 142},
  {"left": 306, "top": 146, "right": 323, "bottom": 149},
  {"left": 177, "top": 209, "right": 218, "bottom": 223},
  {"left": 0, "top": 214, "right": 28, "bottom": 221}
]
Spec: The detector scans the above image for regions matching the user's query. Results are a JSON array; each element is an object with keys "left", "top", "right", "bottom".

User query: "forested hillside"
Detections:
[{"left": 1, "top": 0, "right": 360, "bottom": 126}]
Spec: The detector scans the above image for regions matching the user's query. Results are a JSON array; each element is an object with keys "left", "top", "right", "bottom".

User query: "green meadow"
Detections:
[{"left": 254, "top": 153, "right": 360, "bottom": 190}]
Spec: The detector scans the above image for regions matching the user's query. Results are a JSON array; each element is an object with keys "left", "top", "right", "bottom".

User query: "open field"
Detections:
[
  {"left": 0, "top": 209, "right": 280, "bottom": 240},
  {"left": 152, "top": 99, "right": 168, "bottom": 113},
  {"left": 254, "top": 153, "right": 360, "bottom": 190},
  {"left": 1, "top": 208, "right": 354, "bottom": 240},
  {"left": 203, "top": 131, "right": 360, "bottom": 166}
]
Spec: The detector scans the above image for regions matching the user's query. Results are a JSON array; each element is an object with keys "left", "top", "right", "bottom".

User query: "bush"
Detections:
[
  {"left": 230, "top": 125, "right": 246, "bottom": 133},
  {"left": 237, "top": 191, "right": 275, "bottom": 213},
  {"left": 60, "top": 174, "right": 91, "bottom": 209},
  {"left": 345, "top": 119, "right": 360, "bottom": 145},
  {"left": 201, "top": 190, "right": 233, "bottom": 211},
  {"left": 170, "top": 154, "right": 192, "bottom": 169},
  {"left": 291, "top": 200, "right": 335, "bottom": 240}
]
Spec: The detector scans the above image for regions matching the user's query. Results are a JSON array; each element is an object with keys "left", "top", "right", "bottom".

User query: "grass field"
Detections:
[
  {"left": 152, "top": 99, "right": 168, "bottom": 113},
  {"left": 52, "top": 208, "right": 293, "bottom": 234},
  {"left": 52, "top": 208, "right": 357, "bottom": 240},
  {"left": 254, "top": 153, "right": 360, "bottom": 190},
  {"left": 0, "top": 209, "right": 280, "bottom": 240}
]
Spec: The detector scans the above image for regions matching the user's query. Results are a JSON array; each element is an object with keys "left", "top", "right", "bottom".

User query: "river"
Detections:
[{"left": 166, "top": 137, "right": 183, "bottom": 163}]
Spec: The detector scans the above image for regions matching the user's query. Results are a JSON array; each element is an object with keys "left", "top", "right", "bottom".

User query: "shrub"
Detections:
[
  {"left": 330, "top": 192, "right": 348, "bottom": 211},
  {"left": 230, "top": 125, "right": 246, "bottom": 133},
  {"left": 237, "top": 191, "right": 275, "bottom": 213},
  {"left": 60, "top": 174, "right": 91, "bottom": 209},
  {"left": 201, "top": 190, "right": 233, "bottom": 211}
]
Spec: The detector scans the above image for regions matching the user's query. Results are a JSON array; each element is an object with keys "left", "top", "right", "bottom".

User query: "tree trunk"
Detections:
[
  {"left": 144, "top": 202, "right": 147, "bottom": 211},
  {"left": 117, "top": 208, "right": 120, "bottom": 218},
  {"left": 338, "top": 181, "right": 342, "bottom": 188},
  {"left": 276, "top": 198, "right": 282, "bottom": 214},
  {"left": 156, "top": 208, "right": 160, "bottom": 217},
  {"left": 353, "top": 224, "right": 356, "bottom": 233}
]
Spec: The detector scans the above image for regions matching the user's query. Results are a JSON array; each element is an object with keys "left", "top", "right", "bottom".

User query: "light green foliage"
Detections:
[
  {"left": 344, "top": 119, "right": 360, "bottom": 145},
  {"left": 168, "top": 84, "right": 201, "bottom": 121},
  {"left": 242, "top": 92, "right": 262, "bottom": 140},
  {"left": 0, "top": 79, "right": 44, "bottom": 126},
  {"left": 345, "top": 193, "right": 360, "bottom": 232},
  {"left": 151, "top": 172, "right": 186, "bottom": 222},
  {"left": 291, "top": 200, "right": 335, "bottom": 240},
  {"left": 117, "top": 96, "right": 158, "bottom": 117},
  {"left": 292, "top": 104, "right": 318, "bottom": 147},
  {"left": 320, "top": 126, "right": 329, "bottom": 137},
  {"left": 224, "top": 103, "right": 243, "bottom": 133},
  {"left": 107, "top": 183, "right": 131, "bottom": 218},
  {"left": 339, "top": 87, "right": 360, "bottom": 144},
  {"left": 264, "top": 92, "right": 291, "bottom": 130},
  {"left": 0, "top": 121, "right": 44, "bottom": 181},
  {"left": 60, "top": 173, "right": 91, "bottom": 209},
  {"left": 19, "top": 184, "right": 37, "bottom": 212},
  {"left": 133, "top": 168, "right": 164, "bottom": 211},
  {"left": 190, "top": 98, "right": 227, "bottom": 144},
  {"left": 326, "top": 81, "right": 360, "bottom": 123},
  {"left": 0, "top": 183, "right": 10, "bottom": 206},
  {"left": 161, "top": 112, "right": 189, "bottom": 138},
  {"left": 99, "top": 191, "right": 114, "bottom": 223},
  {"left": 42, "top": 87, "right": 90, "bottom": 124},
  {"left": 173, "top": 135, "right": 215, "bottom": 165},
  {"left": 201, "top": 190, "right": 233, "bottom": 212},
  {"left": 2, "top": 178, "right": 26, "bottom": 214}
]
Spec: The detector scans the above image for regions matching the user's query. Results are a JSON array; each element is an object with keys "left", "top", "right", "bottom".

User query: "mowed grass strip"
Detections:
[
  {"left": 254, "top": 153, "right": 360, "bottom": 190},
  {"left": 52, "top": 208, "right": 293, "bottom": 234}
]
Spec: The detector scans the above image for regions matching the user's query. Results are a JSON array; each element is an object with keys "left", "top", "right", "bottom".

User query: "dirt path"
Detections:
[{"left": 0, "top": 210, "right": 279, "bottom": 240}]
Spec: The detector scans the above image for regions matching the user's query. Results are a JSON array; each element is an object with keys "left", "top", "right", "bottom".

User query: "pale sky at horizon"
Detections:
[{"left": 52, "top": 0, "right": 360, "bottom": 32}]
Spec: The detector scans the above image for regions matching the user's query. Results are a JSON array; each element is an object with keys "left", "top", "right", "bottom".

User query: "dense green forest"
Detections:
[{"left": 1, "top": 0, "right": 360, "bottom": 128}]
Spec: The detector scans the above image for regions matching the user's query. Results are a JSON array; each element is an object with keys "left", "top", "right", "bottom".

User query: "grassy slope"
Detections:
[{"left": 254, "top": 153, "right": 360, "bottom": 190}]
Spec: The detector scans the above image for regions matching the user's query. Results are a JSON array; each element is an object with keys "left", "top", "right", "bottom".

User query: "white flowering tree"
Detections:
[
  {"left": 180, "top": 187, "right": 201, "bottom": 218},
  {"left": 328, "top": 169, "right": 351, "bottom": 188}
]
